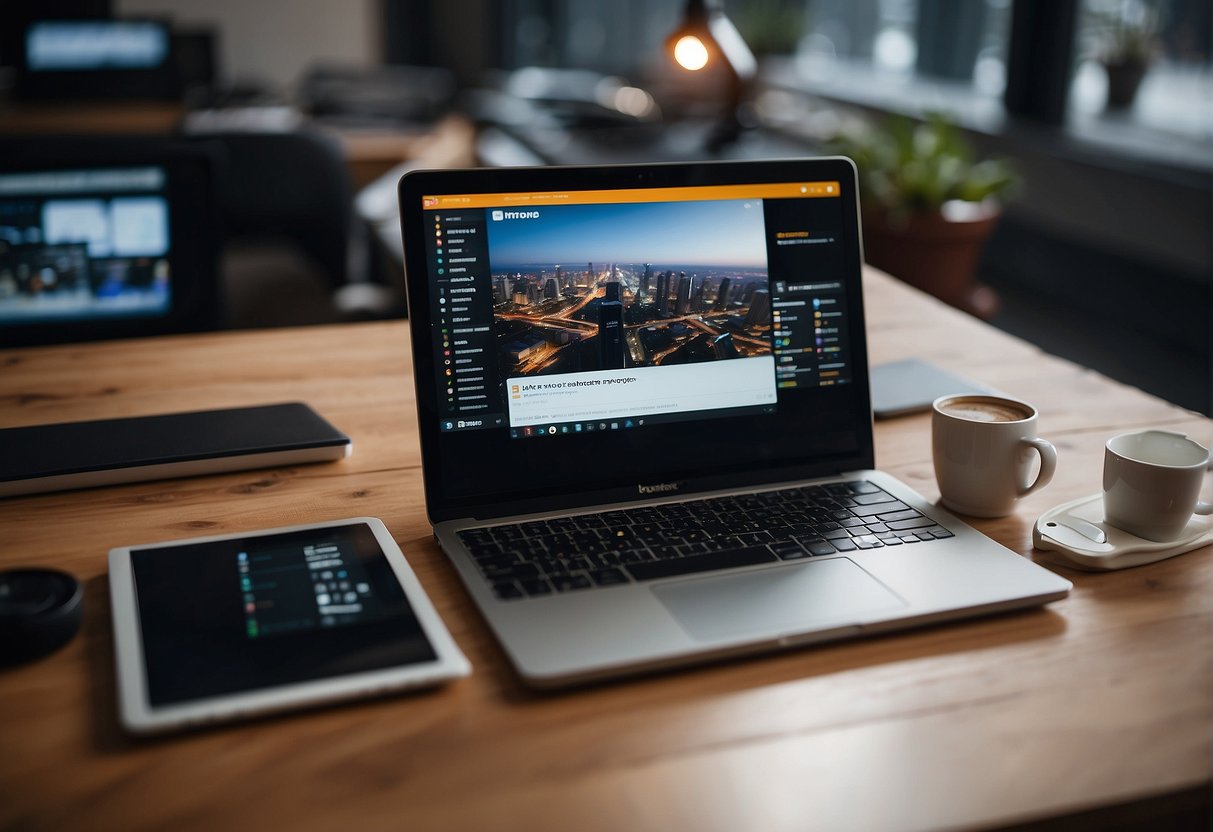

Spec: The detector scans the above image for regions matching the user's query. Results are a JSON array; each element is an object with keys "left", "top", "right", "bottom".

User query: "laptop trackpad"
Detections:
[{"left": 652, "top": 558, "right": 906, "bottom": 642}]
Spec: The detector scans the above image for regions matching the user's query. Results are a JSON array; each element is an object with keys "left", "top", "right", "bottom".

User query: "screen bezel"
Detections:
[
  {"left": 0, "top": 136, "right": 221, "bottom": 347},
  {"left": 108, "top": 517, "right": 470, "bottom": 734},
  {"left": 398, "top": 159, "right": 873, "bottom": 523}
]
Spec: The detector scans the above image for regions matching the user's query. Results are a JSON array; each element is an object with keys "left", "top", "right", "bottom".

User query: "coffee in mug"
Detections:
[
  {"left": 936, "top": 399, "right": 1031, "bottom": 424},
  {"left": 932, "top": 395, "right": 1057, "bottom": 517},
  {"left": 1103, "top": 430, "right": 1213, "bottom": 542}
]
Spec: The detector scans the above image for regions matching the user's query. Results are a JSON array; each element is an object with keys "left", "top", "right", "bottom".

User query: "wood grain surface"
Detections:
[{"left": 1, "top": 268, "right": 1209, "bottom": 832}]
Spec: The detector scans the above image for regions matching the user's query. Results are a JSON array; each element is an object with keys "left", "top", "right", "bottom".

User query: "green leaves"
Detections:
[{"left": 828, "top": 113, "right": 1017, "bottom": 220}]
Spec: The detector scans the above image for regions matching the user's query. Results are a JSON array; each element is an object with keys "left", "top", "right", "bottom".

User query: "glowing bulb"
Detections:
[{"left": 673, "top": 35, "right": 709, "bottom": 71}]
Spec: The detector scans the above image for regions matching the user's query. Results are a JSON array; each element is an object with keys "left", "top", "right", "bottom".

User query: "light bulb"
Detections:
[{"left": 673, "top": 35, "right": 709, "bottom": 71}]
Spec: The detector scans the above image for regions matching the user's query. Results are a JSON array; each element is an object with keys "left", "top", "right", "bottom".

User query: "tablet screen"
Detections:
[{"left": 130, "top": 523, "right": 438, "bottom": 706}]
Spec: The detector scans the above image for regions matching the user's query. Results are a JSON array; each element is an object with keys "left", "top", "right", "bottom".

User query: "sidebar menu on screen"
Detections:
[
  {"left": 762, "top": 196, "right": 854, "bottom": 391},
  {"left": 426, "top": 208, "right": 505, "bottom": 432}
]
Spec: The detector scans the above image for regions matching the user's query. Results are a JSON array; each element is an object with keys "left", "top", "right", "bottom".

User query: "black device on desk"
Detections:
[
  {"left": 0, "top": 403, "right": 351, "bottom": 498},
  {"left": 870, "top": 358, "right": 996, "bottom": 419},
  {"left": 0, "top": 568, "right": 83, "bottom": 666}
]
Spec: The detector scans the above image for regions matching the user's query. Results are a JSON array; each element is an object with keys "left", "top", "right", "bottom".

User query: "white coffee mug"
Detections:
[
  {"left": 1103, "top": 430, "right": 1213, "bottom": 542},
  {"left": 932, "top": 394, "right": 1057, "bottom": 518}
]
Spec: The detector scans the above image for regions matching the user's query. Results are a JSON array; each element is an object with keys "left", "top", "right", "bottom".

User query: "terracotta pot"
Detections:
[{"left": 861, "top": 207, "right": 1000, "bottom": 319}]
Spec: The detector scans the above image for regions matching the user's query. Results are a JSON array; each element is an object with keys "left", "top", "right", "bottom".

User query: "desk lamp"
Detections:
[{"left": 665, "top": 0, "right": 757, "bottom": 150}]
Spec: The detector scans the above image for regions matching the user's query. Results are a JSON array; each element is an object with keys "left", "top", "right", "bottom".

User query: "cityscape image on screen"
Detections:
[{"left": 486, "top": 199, "right": 771, "bottom": 379}]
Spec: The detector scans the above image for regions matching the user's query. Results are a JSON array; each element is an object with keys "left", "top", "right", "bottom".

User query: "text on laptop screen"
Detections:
[
  {"left": 0, "top": 166, "right": 172, "bottom": 325},
  {"left": 420, "top": 182, "right": 852, "bottom": 440}
]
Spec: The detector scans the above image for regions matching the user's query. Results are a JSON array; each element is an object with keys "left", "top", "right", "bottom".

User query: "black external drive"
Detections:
[{"left": 0, "top": 403, "right": 351, "bottom": 498}]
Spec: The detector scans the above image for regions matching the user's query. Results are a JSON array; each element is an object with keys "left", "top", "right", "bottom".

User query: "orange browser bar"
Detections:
[{"left": 422, "top": 181, "right": 842, "bottom": 210}]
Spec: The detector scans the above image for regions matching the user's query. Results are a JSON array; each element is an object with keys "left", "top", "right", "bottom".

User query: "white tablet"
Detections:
[{"left": 108, "top": 517, "right": 469, "bottom": 735}]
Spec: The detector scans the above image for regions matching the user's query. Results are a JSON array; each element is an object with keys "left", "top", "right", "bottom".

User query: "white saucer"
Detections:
[{"left": 1033, "top": 493, "right": 1213, "bottom": 571}]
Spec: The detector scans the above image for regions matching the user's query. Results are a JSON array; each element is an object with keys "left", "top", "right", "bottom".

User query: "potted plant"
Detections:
[
  {"left": 1095, "top": 5, "right": 1158, "bottom": 110},
  {"left": 734, "top": 0, "right": 806, "bottom": 58},
  {"left": 828, "top": 114, "right": 1017, "bottom": 319}
]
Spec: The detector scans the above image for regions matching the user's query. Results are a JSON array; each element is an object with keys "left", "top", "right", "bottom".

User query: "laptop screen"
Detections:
[{"left": 401, "top": 160, "right": 872, "bottom": 522}]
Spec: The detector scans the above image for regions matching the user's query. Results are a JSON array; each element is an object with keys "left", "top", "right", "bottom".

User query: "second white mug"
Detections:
[{"left": 1103, "top": 430, "right": 1213, "bottom": 542}]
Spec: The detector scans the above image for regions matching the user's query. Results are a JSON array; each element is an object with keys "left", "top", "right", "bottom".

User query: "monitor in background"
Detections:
[
  {"left": 16, "top": 19, "right": 181, "bottom": 100},
  {"left": 0, "top": 138, "right": 220, "bottom": 347},
  {"left": 26, "top": 20, "right": 167, "bottom": 71},
  {"left": 0, "top": 166, "right": 171, "bottom": 326}
]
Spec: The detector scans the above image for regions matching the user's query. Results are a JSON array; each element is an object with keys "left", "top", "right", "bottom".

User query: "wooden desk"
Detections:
[
  {"left": 1, "top": 268, "right": 1210, "bottom": 831},
  {"left": 0, "top": 101, "right": 186, "bottom": 135}
]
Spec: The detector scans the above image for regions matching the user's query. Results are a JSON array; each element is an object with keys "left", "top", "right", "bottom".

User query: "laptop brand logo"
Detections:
[{"left": 638, "top": 482, "right": 681, "bottom": 495}]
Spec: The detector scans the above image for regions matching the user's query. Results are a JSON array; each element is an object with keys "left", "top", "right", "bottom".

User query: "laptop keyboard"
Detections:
[{"left": 457, "top": 480, "right": 954, "bottom": 600}]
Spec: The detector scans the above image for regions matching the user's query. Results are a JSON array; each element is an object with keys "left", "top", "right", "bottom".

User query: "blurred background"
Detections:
[{"left": 0, "top": 0, "right": 1209, "bottom": 415}]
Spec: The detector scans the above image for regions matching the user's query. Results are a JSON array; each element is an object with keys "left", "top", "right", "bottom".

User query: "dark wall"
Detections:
[{"left": 972, "top": 128, "right": 1212, "bottom": 414}]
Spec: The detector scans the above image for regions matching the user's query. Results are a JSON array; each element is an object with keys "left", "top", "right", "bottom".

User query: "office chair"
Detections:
[{"left": 185, "top": 127, "right": 389, "bottom": 328}]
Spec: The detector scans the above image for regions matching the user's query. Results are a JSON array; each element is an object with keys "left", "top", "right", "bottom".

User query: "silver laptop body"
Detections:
[{"left": 398, "top": 159, "right": 1071, "bottom": 688}]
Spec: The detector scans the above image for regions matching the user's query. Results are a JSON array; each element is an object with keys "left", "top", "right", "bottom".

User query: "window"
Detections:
[
  {"left": 1071, "top": 0, "right": 1212, "bottom": 140},
  {"left": 498, "top": 0, "right": 682, "bottom": 75},
  {"left": 795, "top": 0, "right": 1013, "bottom": 97}
]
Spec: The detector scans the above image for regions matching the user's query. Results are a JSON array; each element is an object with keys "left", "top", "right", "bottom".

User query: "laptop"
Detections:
[{"left": 397, "top": 158, "right": 1070, "bottom": 688}]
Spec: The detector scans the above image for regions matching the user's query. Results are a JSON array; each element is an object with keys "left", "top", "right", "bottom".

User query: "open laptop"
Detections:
[{"left": 397, "top": 158, "right": 1070, "bottom": 688}]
